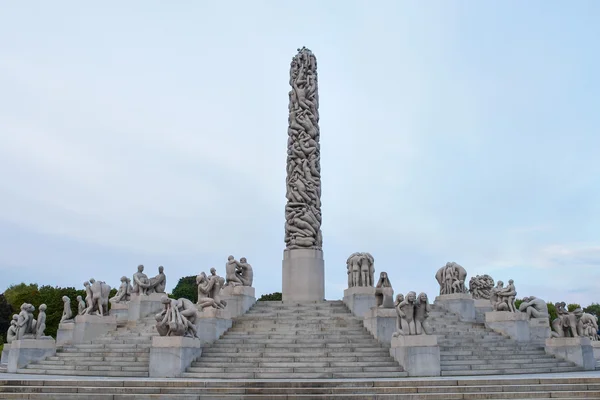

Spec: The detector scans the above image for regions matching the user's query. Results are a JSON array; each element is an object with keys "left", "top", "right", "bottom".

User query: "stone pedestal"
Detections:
[
  {"left": 545, "top": 337, "right": 595, "bottom": 370},
  {"left": 474, "top": 299, "right": 493, "bottom": 323},
  {"left": 485, "top": 311, "right": 530, "bottom": 342},
  {"left": 7, "top": 339, "right": 56, "bottom": 373},
  {"left": 434, "top": 293, "right": 475, "bottom": 322},
  {"left": 343, "top": 286, "right": 377, "bottom": 318},
  {"left": 149, "top": 336, "right": 202, "bottom": 378},
  {"left": 128, "top": 293, "right": 165, "bottom": 323},
  {"left": 109, "top": 302, "right": 129, "bottom": 325},
  {"left": 219, "top": 286, "right": 256, "bottom": 318},
  {"left": 389, "top": 335, "right": 440, "bottom": 377},
  {"left": 363, "top": 307, "right": 396, "bottom": 344},
  {"left": 56, "top": 322, "right": 75, "bottom": 346},
  {"left": 73, "top": 314, "right": 117, "bottom": 344},
  {"left": 529, "top": 318, "right": 551, "bottom": 343},
  {"left": 1, "top": 343, "right": 10, "bottom": 364},
  {"left": 282, "top": 248, "right": 324, "bottom": 302},
  {"left": 194, "top": 308, "right": 233, "bottom": 345},
  {"left": 592, "top": 342, "right": 600, "bottom": 361}
]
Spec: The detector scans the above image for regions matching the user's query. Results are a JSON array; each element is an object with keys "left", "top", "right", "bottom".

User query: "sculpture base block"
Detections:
[
  {"left": 7, "top": 339, "right": 56, "bottom": 373},
  {"left": 128, "top": 293, "right": 165, "bottom": 323},
  {"left": 195, "top": 309, "right": 233, "bottom": 345},
  {"left": 149, "top": 336, "right": 202, "bottom": 378},
  {"left": 363, "top": 307, "right": 396, "bottom": 344},
  {"left": 56, "top": 322, "right": 75, "bottom": 346},
  {"left": 592, "top": 341, "right": 600, "bottom": 361},
  {"left": 485, "top": 311, "right": 530, "bottom": 342},
  {"left": 343, "top": 286, "right": 377, "bottom": 318},
  {"left": 434, "top": 294, "right": 475, "bottom": 322},
  {"left": 219, "top": 286, "right": 256, "bottom": 318},
  {"left": 74, "top": 314, "right": 117, "bottom": 344},
  {"left": 1, "top": 343, "right": 10, "bottom": 364},
  {"left": 389, "top": 335, "right": 440, "bottom": 377},
  {"left": 282, "top": 248, "right": 324, "bottom": 302},
  {"left": 545, "top": 337, "right": 595, "bottom": 370},
  {"left": 109, "top": 302, "right": 129, "bottom": 325},
  {"left": 529, "top": 318, "right": 551, "bottom": 343},
  {"left": 474, "top": 299, "right": 493, "bottom": 323}
]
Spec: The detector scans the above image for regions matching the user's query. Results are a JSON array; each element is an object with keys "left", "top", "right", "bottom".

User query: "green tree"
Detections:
[
  {"left": 171, "top": 276, "right": 197, "bottom": 303},
  {"left": 258, "top": 292, "right": 282, "bottom": 301},
  {"left": 514, "top": 298, "right": 523, "bottom": 311},
  {"left": 547, "top": 302, "right": 557, "bottom": 323},
  {"left": 567, "top": 303, "right": 581, "bottom": 312},
  {"left": 4, "top": 283, "right": 40, "bottom": 310},
  {"left": 583, "top": 303, "right": 600, "bottom": 317},
  {"left": 0, "top": 294, "right": 13, "bottom": 342}
]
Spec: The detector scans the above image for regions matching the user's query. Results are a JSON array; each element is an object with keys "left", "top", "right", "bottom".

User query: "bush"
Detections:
[
  {"left": 171, "top": 276, "right": 197, "bottom": 303},
  {"left": 258, "top": 292, "right": 282, "bottom": 301}
]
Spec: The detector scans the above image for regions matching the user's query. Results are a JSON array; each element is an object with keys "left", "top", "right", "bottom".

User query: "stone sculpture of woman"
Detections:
[
  {"left": 6, "top": 315, "right": 18, "bottom": 343},
  {"left": 414, "top": 292, "right": 432, "bottom": 335},
  {"left": 393, "top": 292, "right": 416, "bottom": 336},
  {"left": 375, "top": 271, "right": 394, "bottom": 308},
  {"left": 110, "top": 276, "right": 134, "bottom": 303},
  {"left": 196, "top": 272, "right": 227, "bottom": 310},
  {"left": 60, "top": 296, "right": 73, "bottom": 323},
  {"left": 76, "top": 295, "right": 86, "bottom": 316}
]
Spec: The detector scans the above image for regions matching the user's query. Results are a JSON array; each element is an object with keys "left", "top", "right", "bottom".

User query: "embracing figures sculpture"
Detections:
[{"left": 393, "top": 292, "right": 432, "bottom": 337}]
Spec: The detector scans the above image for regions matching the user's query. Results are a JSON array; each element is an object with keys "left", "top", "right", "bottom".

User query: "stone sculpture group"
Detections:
[
  {"left": 132, "top": 265, "right": 167, "bottom": 296},
  {"left": 550, "top": 302, "right": 598, "bottom": 340},
  {"left": 83, "top": 278, "right": 112, "bottom": 316},
  {"left": 346, "top": 252, "right": 375, "bottom": 288},
  {"left": 490, "top": 280, "right": 518, "bottom": 312},
  {"left": 468, "top": 274, "right": 494, "bottom": 300},
  {"left": 435, "top": 262, "right": 467, "bottom": 295},
  {"left": 224, "top": 256, "right": 253, "bottom": 287},
  {"left": 393, "top": 291, "right": 432, "bottom": 337},
  {"left": 196, "top": 268, "right": 227, "bottom": 310},
  {"left": 155, "top": 296, "right": 200, "bottom": 338},
  {"left": 6, "top": 303, "right": 50, "bottom": 342}
]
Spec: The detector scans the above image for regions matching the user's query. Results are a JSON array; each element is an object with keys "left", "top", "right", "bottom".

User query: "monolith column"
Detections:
[{"left": 282, "top": 47, "right": 325, "bottom": 302}]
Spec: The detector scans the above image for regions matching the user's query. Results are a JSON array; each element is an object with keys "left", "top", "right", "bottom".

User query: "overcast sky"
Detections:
[{"left": 1, "top": 2, "right": 599, "bottom": 306}]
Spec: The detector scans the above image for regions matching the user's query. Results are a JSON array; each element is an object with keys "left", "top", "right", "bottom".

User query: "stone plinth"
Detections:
[
  {"left": 149, "top": 336, "right": 202, "bottom": 378},
  {"left": 592, "top": 342, "right": 600, "bottom": 361},
  {"left": 474, "top": 299, "right": 493, "bottom": 323},
  {"left": 434, "top": 293, "right": 475, "bottom": 322},
  {"left": 529, "top": 318, "right": 551, "bottom": 343},
  {"left": 56, "top": 322, "right": 75, "bottom": 346},
  {"left": 545, "top": 337, "right": 595, "bottom": 370},
  {"left": 282, "top": 248, "right": 324, "bottom": 302},
  {"left": 73, "top": 314, "right": 117, "bottom": 344},
  {"left": 389, "top": 335, "right": 440, "bottom": 377},
  {"left": 363, "top": 307, "right": 396, "bottom": 344},
  {"left": 219, "top": 285, "right": 256, "bottom": 318},
  {"left": 109, "top": 302, "right": 129, "bottom": 325},
  {"left": 128, "top": 293, "right": 165, "bottom": 323},
  {"left": 343, "top": 286, "right": 377, "bottom": 318},
  {"left": 1, "top": 343, "right": 10, "bottom": 364},
  {"left": 7, "top": 339, "right": 56, "bottom": 373},
  {"left": 485, "top": 311, "right": 530, "bottom": 342},
  {"left": 195, "top": 308, "right": 233, "bottom": 345}
]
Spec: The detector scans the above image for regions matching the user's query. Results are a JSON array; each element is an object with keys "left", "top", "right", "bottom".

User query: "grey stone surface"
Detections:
[
  {"left": 109, "top": 276, "right": 133, "bottom": 303},
  {"left": 468, "top": 274, "right": 494, "bottom": 300},
  {"left": 529, "top": 317, "right": 552, "bottom": 343},
  {"left": 128, "top": 292, "right": 165, "bottom": 323},
  {"left": 343, "top": 286, "right": 377, "bottom": 318},
  {"left": 363, "top": 307, "right": 396, "bottom": 344},
  {"left": 434, "top": 293, "right": 476, "bottom": 322},
  {"left": 346, "top": 252, "right": 375, "bottom": 288},
  {"left": 55, "top": 322, "right": 75, "bottom": 346},
  {"left": 132, "top": 265, "right": 166, "bottom": 296},
  {"left": 60, "top": 296, "right": 73, "bottom": 323},
  {"left": 194, "top": 308, "right": 233, "bottom": 345},
  {"left": 518, "top": 296, "right": 549, "bottom": 319},
  {"left": 592, "top": 341, "right": 600, "bottom": 361},
  {"left": 490, "top": 279, "right": 518, "bottom": 312},
  {"left": 435, "top": 262, "right": 467, "bottom": 295},
  {"left": 6, "top": 339, "right": 56, "bottom": 373},
  {"left": 485, "top": 311, "right": 530, "bottom": 342},
  {"left": 35, "top": 304, "right": 50, "bottom": 339},
  {"left": 282, "top": 248, "right": 324, "bottom": 302},
  {"left": 474, "top": 298, "right": 494, "bottom": 323},
  {"left": 108, "top": 301, "right": 129, "bottom": 325},
  {"left": 551, "top": 302, "right": 587, "bottom": 338},
  {"left": 73, "top": 314, "right": 117, "bottom": 343},
  {"left": 219, "top": 285, "right": 256, "bottom": 318},
  {"left": 149, "top": 336, "right": 202, "bottom": 378},
  {"left": 83, "top": 279, "right": 111, "bottom": 316},
  {"left": 581, "top": 312, "right": 599, "bottom": 341},
  {"left": 155, "top": 296, "right": 200, "bottom": 338},
  {"left": 545, "top": 337, "right": 595, "bottom": 370},
  {"left": 390, "top": 335, "right": 440, "bottom": 377},
  {"left": 374, "top": 272, "right": 394, "bottom": 308},
  {"left": 1, "top": 343, "right": 10, "bottom": 364},
  {"left": 196, "top": 269, "right": 228, "bottom": 310},
  {"left": 284, "top": 47, "right": 322, "bottom": 251},
  {"left": 238, "top": 257, "right": 253, "bottom": 287}
]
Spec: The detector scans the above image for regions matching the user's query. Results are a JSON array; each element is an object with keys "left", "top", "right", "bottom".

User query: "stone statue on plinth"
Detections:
[
  {"left": 225, "top": 256, "right": 245, "bottom": 287},
  {"left": 36, "top": 304, "right": 51, "bottom": 339},
  {"left": 16, "top": 303, "right": 36, "bottom": 340},
  {"left": 110, "top": 276, "right": 134, "bottom": 303},
  {"left": 490, "top": 280, "right": 518, "bottom": 312},
  {"left": 435, "top": 262, "right": 467, "bottom": 295},
  {"left": 148, "top": 266, "right": 167, "bottom": 294},
  {"left": 519, "top": 296, "right": 549, "bottom": 319},
  {"left": 375, "top": 272, "right": 394, "bottom": 308},
  {"left": 132, "top": 265, "right": 150, "bottom": 295},
  {"left": 196, "top": 271, "right": 227, "bottom": 310},
  {"left": 551, "top": 302, "right": 583, "bottom": 338},
  {"left": 469, "top": 274, "right": 494, "bottom": 300},
  {"left": 60, "top": 296, "right": 73, "bottom": 323},
  {"left": 237, "top": 257, "right": 253, "bottom": 287},
  {"left": 346, "top": 252, "right": 375, "bottom": 288},
  {"left": 76, "top": 295, "right": 86, "bottom": 316},
  {"left": 393, "top": 291, "right": 432, "bottom": 337},
  {"left": 6, "top": 314, "right": 18, "bottom": 343},
  {"left": 581, "top": 313, "right": 599, "bottom": 341},
  {"left": 83, "top": 279, "right": 111, "bottom": 316},
  {"left": 155, "top": 296, "right": 199, "bottom": 338}
]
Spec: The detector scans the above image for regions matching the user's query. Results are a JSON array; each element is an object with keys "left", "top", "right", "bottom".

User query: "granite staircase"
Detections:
[
  {"left": 183, "top": 300, "right": 407, "bottom": 379},
  {"left": 15, "top": 317, "right": 157, "bottom": 377},
  {"left": 429, "top": 305, "right": 582, "bottom": 376}
]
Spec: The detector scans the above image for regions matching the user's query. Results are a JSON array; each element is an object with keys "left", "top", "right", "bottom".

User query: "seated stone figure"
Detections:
[
  {"left": 76, "top": 295, "right": 86, "bottom": 316},
  {"left": 581, "top": 312, "right": 599, "bottom": 341},
  {"left": 224, "top": 256, "right": 244, "bottom": 287},
  {"left": 236, "top": 257, "right": 253, "bottom": 287},
  {"left": 375, "top": 271, "right": 394, "bottom": 308},
  {"left": 519, "top": 296, "right": 549, "bottom": 319},
  {"left": 110, "top": 276, "right": 134, "bottom": 303},
  {"left": 60, "top": 296, "right": 74, "bottom": 323},
  {"left": 132, "top": 265, "right": 150, "bottom": 295},
  {"left": 16, "top": 303, "right": 36, "bottom": 340},
  {"left": 6, "top": 315, "right": 18, "bottom": 343},
  {"left": 196, "top": 271, "right": 227, "bottom": 310},
  {"left": 147, "top": 266, "right": 167, "bottom": 294}
]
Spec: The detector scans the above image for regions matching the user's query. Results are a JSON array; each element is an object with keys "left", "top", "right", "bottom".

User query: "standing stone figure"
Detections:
[
  {"left": 76, "top": 295, "right": 86, "bottom": 316},
  {"left": 84, "top": 279, "right": 111, "bottom": 316},
  {"left": 36, "top": 304, "right": 49, "bottom": 339},
  {"left": 110, "top": 276, "right": 134, "bottom": 303},
  {"left": 147, "top": 266, "right": 167, "bottom": 294},
  {"left": 196, "top": 271, "right": 227, "bottom": 310},
  {"left": 375, "top": 272, "right": 394, "bottom": 308},
  {"left": 284, "top": 47, "right": 322, "bottom": 250},
  {"left": 16, "top": 303, "right": 36, "bottom": 340},
  {"left": 490, "top": 280, "right": 518, "bottom": 312},
  {"left": 6, "top": 315, "right": 18, "bottom": 343},
  {"left": 435, "top": 262, "right": 467, "bottom": 295},
  {"left": 346, "top": 252, "right": 375, "bottom": 288},
  {"left": 468, "top": 274, "right": 495, "bottom": 300},
  {"left": 60, "top": 296, "right": 73, "bottom": 323},
  {"left": 237, "top": 257, "right": 254, "bottom": 287},
  {"left": 519, "top": 296, "right": 549, "bottom": 319}
]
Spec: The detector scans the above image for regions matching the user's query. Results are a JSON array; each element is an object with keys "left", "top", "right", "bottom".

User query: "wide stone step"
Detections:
[
  {"left": 215, "top": 337, "right": 378, "bottom": 345},
  {"left": 441, "top": 357, "right": 565, "bottom": 365},
  {"left": 206, "top": 342, "right": 384, "bottom": 349},
  {"left": 191, "top": 361, "right": 399, "bottom": 368},
  {"left": 441, "top": 361, "right": 574, "bottom": 371},
  {"left": 196, "top": 355, "right": 396, "bottom": 363},
  {"left": 35, "top": 359, "right": 149, "bottom": 366},
  {"left": 180, "top": 371, "right": 408, "bottom": 379},
  {"left": 16, "top": 368, "right": 149, "bottom": 377},
  {"left": 201, "top": 348, "right": 390, "bottom": 357},
  {"left": 440, "top": 365, "right": 583, "bottom": 375}
]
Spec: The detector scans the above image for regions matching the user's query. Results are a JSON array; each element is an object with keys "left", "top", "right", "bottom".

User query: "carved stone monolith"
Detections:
[{"left": 282, "top": 47, "right": 325, "bottom": 302}]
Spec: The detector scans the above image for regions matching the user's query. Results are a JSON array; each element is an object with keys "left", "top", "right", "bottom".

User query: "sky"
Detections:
[{"left": 0, "top": 1, "right": 599, "bottom": 306}]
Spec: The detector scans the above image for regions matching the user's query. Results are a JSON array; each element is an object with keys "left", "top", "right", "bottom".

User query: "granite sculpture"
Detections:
[
  {"left": 468, "top": 274, "right": 494, "bottom": 300},
  {"left": 224, "top": 256, "right": 244, "bottom": 287},
  {"left": 84, "top": 279, "right": 111, "bottom": 316},
  {"left": 284, "top": 47, "right": 322, "bottom": 250},
  {"left": 16, "top": 303, "right": 36, "bottom": 340},
  {"left": 346, "top": 252, "right": 375, "bottom": 288},
  {"left": 581, "top": 312, "right": 599, "bottom": 341},
  {"left": 551, "top": 302, "right": 583, "bottom": 338},
  {"left": 148, "top": 266, "right": 167, "bottom": 294},
  {"left": 76, "top": 295, "right": 86, "bottom": 316},
  {"left": 6, "top": 314, "right": 18, "bottom": 343},
  {"left": 110, "top": 276, "right": 134, "bottom": 303},
  {"left": 132, "top": 265, "right": 166, "bottom": 295},
  {"left": 435, "top": 262, "right": 467, "bottom": 295},
  {"left": 36, "top": 304, "right": 50, "bottom": 339},
  {"left": 237, "top": 257, "right": 253, "bottom": 287},
  {"left": 375, "top": 272, "right": 394, "bottom": 308},
  {"left": 155, "top": 296, "right": 200, "bottom": 338},
  {"left": 196, "top": 270, "right": 227, "bottom": 310},
  {"left": 60, "top": 296, "right": 73, "bottom": 323},
  {"left": 393, "top": 291, "right": 432, "bottom": 337},
  {"left": 490, "top": 280, "right": 517, "bottom": 312},
  {"left": 518, "top": 296, "right": 549, "bottom": 319}
]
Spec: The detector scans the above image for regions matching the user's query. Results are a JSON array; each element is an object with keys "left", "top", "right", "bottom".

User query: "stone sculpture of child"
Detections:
[
  {"left": 36, "top": 304, "right": 48, "bottom": 339},
  {"left": 60, "top": 296, "right": 73, "bottom": 323},
  {"left": 77, "top": 295, "right": 86, "bottom": 316},
  {"left": 414, "top": 292, "right": 432, "bottom": 335}
]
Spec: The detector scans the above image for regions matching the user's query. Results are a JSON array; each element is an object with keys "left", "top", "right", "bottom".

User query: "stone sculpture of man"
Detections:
[
  {"left": 16, "top": 303, "right": 36, "bottom": 340},
  {"left": 6, "top": 315, "right": 18, "bottom": 343},
  {"left": 498, "top": 279, "right": 517, "bottom": 312},
  {"left": 155, "top": 296, "right": 199, "bottom": 338},
  {"left": 132, "top": 265, "right": 150, "bottom": 295},
  {"left": 490, "top": 281, "right": 509, "bottom": 311},
  {"left": 110, "top": 276, "right": 134, "bottom": 303},
  {"left": 196, "top": 271, "right": 227, "bottom": 310},
  {"left": 60, "top": 296, "right": 73, "bottom": 323},
  {"left": 414, "top": 292, "right": 432, "bottom": 335},
  {"left": 237, "top": 257, "right": 253, "bottom": 287},
  {"left": 519, "top": 296, "right": 549, "bottom": 319},
  {"left": 149, "top": 266, "right": 167, "bottom": 294},
  {"left": 225, "top": 256, "right": 244, "bottom": 287},
  {"left": 36, "top": 304, "right": 49, "bottom": 339},
  {"left": 76, "top": 295, "right": 86, "bottom": 316},
  {"left": 375, "top": 271, "right": 394, "bottom": 308}
]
